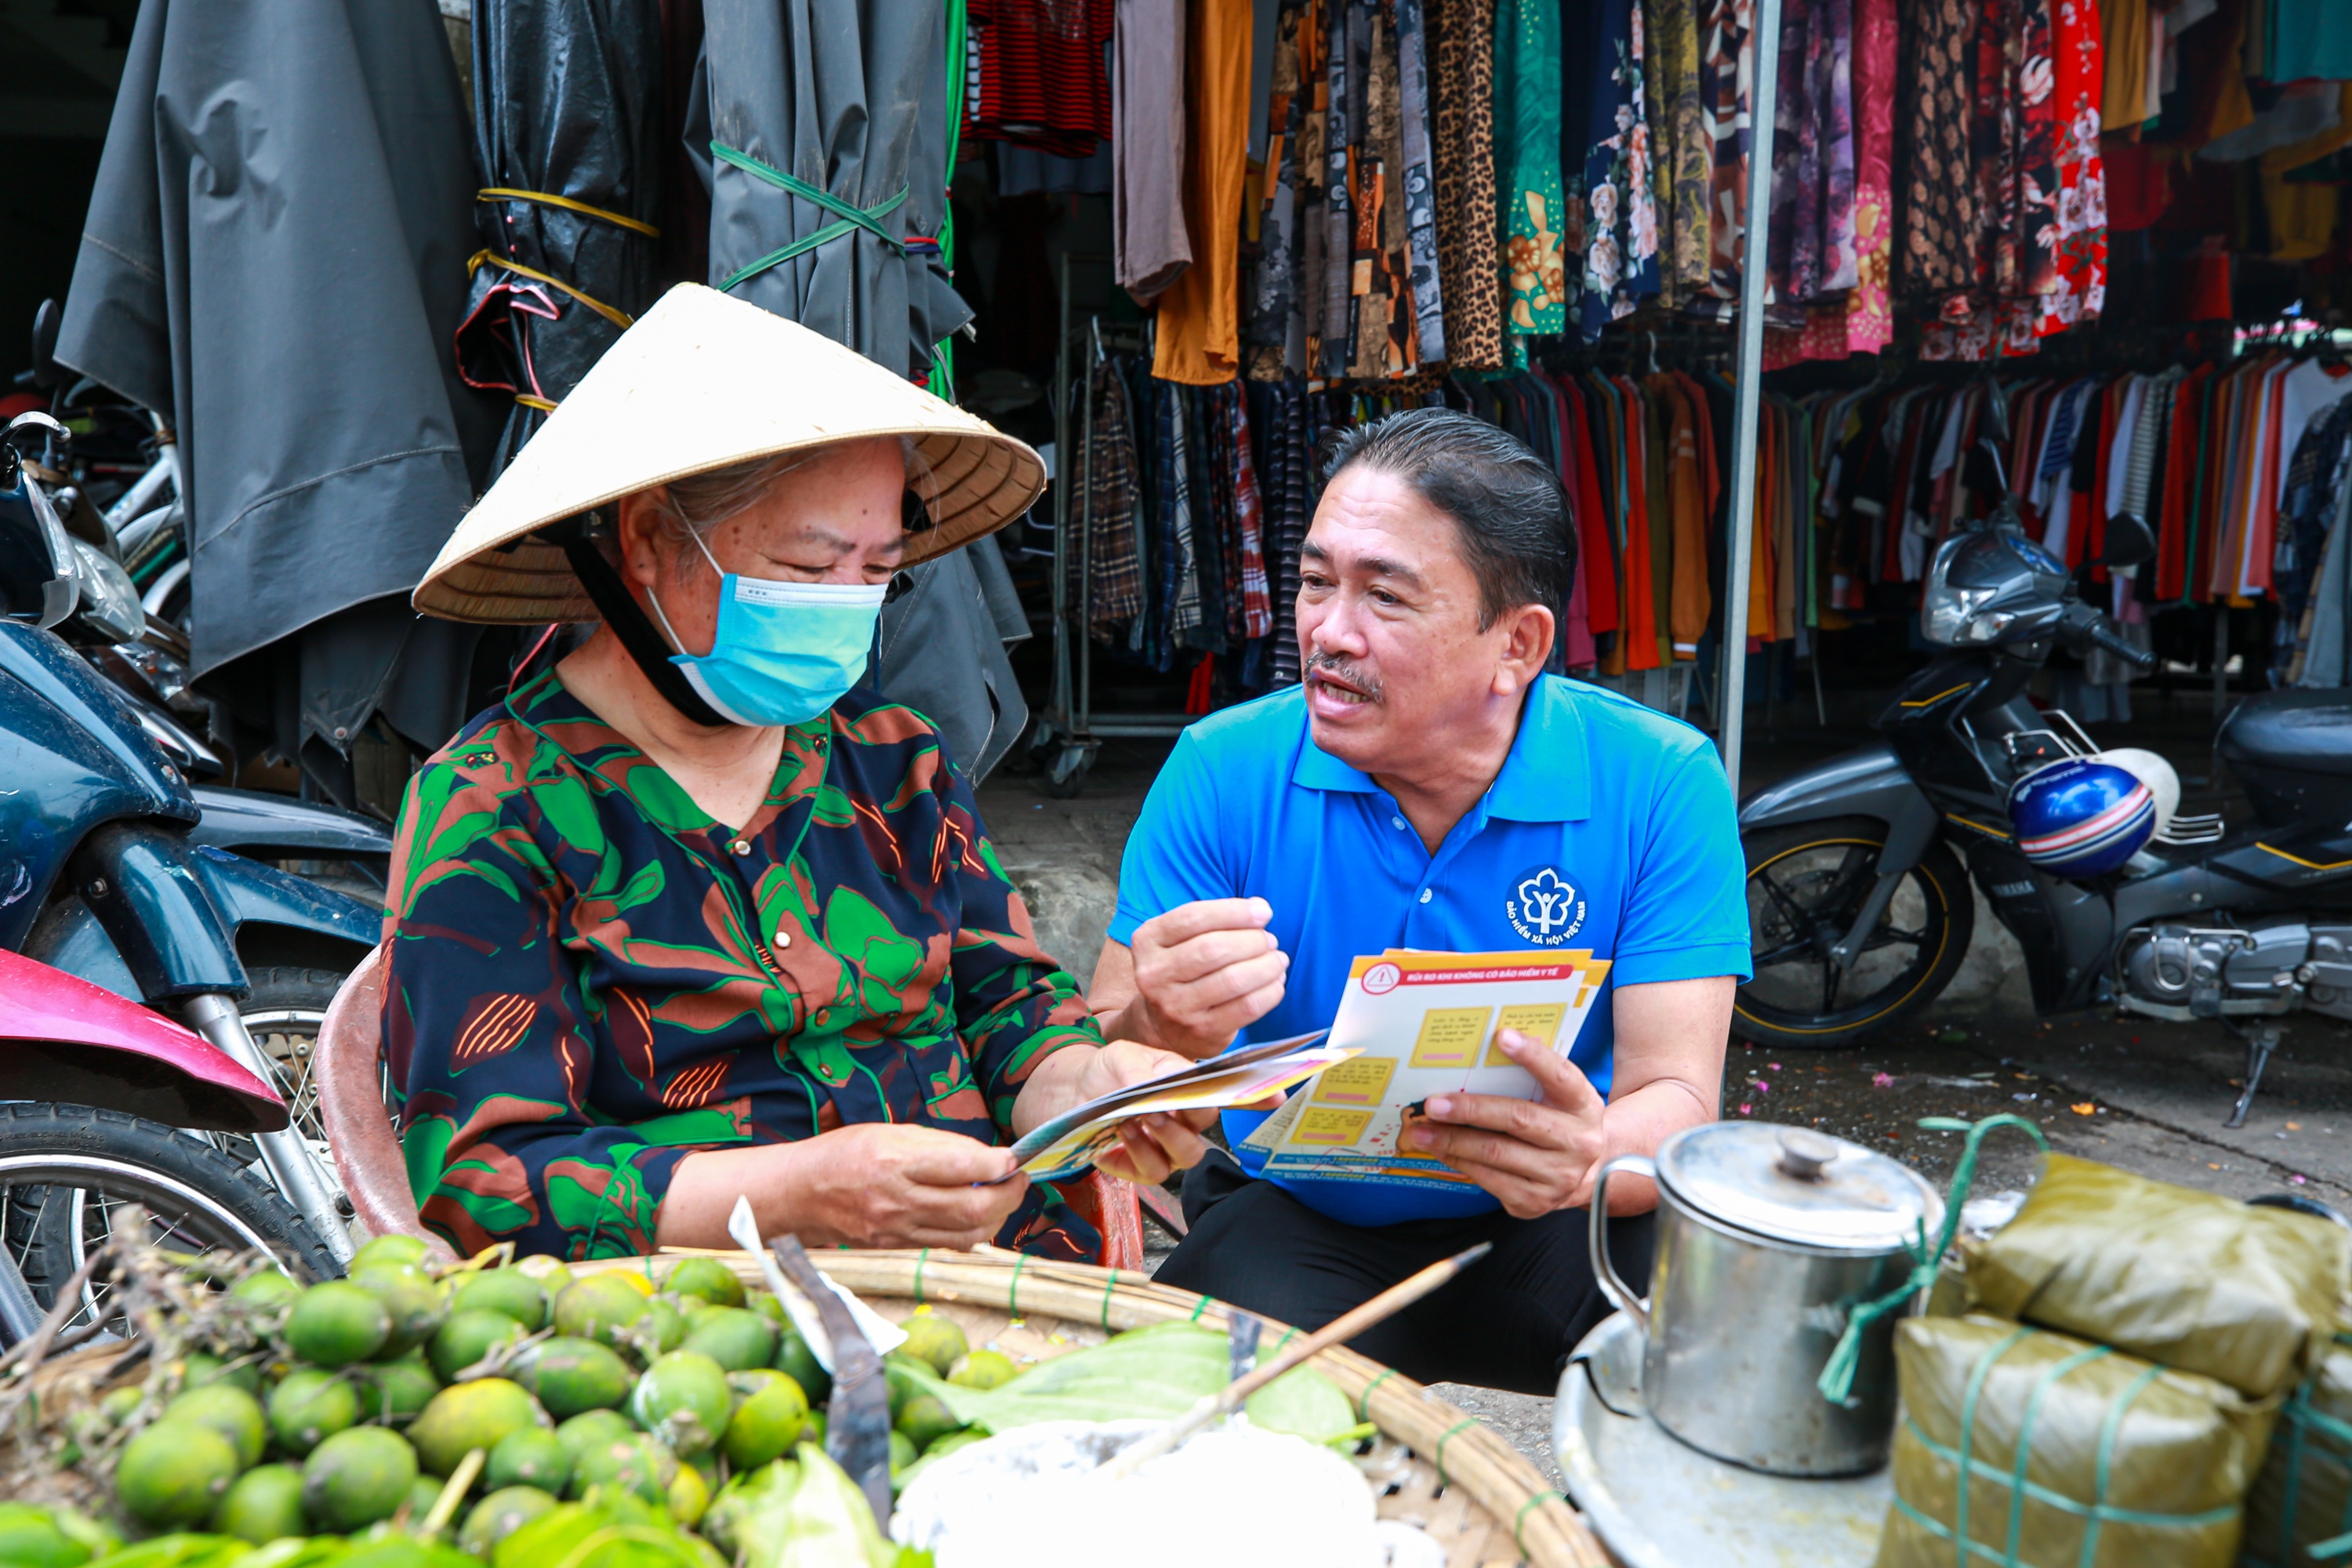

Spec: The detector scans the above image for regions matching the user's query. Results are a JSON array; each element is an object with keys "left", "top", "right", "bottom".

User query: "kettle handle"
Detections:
[{"left": 1588, "top": 1154, "right": 1656, "bottom": 1338}]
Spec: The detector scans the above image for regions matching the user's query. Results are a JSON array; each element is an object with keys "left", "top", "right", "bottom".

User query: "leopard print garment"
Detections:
[{"left": 1428, "top": 0, "right": 1502, "bottom": 368}]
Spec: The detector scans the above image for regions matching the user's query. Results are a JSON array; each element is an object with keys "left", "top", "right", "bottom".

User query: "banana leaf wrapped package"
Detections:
[
  {"left": 1961, "top": 1154, "right": 2350, "bottom": 1398},
  {"left": 1875, "top": 1314, "right": 2278, "bottom": 1568},
  {"left": 2240, "top": 1337, "right": 2352, "bottom": 1568}
]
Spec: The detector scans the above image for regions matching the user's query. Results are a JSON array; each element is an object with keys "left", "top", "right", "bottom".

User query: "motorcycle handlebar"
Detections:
[{"left": 2087, "top": 614, "right": 2158, "bottom": 673}]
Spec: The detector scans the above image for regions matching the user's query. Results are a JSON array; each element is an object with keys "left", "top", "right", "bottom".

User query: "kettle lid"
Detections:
[{"left": 1655, "top": 1122, "right": 1944, "bottom": 1251}]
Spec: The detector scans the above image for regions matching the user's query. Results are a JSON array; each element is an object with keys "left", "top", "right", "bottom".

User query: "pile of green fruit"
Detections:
[{"left": 15, "top": 1238, "right": 1022, "bottom": 1568}]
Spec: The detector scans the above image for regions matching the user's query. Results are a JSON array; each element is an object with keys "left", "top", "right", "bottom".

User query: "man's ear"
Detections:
[{"left": 1494, "top": 601, "right": 1556, "bottom": 695}]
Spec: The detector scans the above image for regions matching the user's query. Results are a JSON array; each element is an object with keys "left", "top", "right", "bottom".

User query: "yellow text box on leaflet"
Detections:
[
  {"left": 1288, "top": 1106, "right": 1374, "bottom": 1146},
  {"left": 1410, "top": 1007, "right": 1492, "bottom": 1069},
  {"left": 1483, "top": 1002, "right": 1569, "bottom": 1065},
  {"left": 1311, "top": 1055, "right": 1397, "bottom": 1105}
]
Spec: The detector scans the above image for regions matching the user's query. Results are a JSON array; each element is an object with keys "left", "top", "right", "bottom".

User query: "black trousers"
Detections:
[{"left": 1154, "top": 1150, "right": 1653, "bottom": 1396}]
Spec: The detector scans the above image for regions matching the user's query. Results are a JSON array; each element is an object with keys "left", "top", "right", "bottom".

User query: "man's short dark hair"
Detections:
[{"left": 1319, "top": 407, "right": 1573, "bottom": 630}]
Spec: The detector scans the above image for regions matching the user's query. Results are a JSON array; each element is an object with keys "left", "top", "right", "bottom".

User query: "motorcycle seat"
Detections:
[
  {"left": 2217, "top": 689, "right": 2352, "bottom": 777},
  {"left": 2219, "top": 689, "right": 2352, "bottom": 827}
]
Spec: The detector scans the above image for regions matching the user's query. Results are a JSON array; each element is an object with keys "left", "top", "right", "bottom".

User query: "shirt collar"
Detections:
[
  {"left": 508, "top": 667, "right": 830, "bottom": 838},
  {"left": 1287, "top": 675, "right": 1590, "bottom": 822}
]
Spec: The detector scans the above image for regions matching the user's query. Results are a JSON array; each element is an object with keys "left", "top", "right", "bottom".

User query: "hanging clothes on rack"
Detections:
[
  {"left": 1648, "top": 0, "right": 1713, "bottom": 305},
  {"left": 1113, "top": 0, "right": 1192, "bottom": 302},
  {"left": 1494, "top": 0, "right": 1570, "bottom": 356},
  {"left": 1565, "top": 0, "right": 1661, "bottom": 337},
  {"left": 1154, "top": 0, "right": 1255, "bottom": 383},
  {"left": 1431, "top": 0, "right": 1504, "bottom": 368},
  {"left": 963, "top": 0, "right": 1116, "bottom": 158}
]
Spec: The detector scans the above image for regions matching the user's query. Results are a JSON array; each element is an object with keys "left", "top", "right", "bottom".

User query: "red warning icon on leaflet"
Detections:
[{"left": 1363, "top": 962, "right": 1401, "bottom": 995}]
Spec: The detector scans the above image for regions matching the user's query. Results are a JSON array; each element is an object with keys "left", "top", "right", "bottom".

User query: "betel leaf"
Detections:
[
  {"left": 493, "top": 1497, "right": 726, "bottom": 1568},
  {"left": 239, "top": 1544, "right": 356, "bottom": 1568},
  {"left": 762, "top": 1444, "right": 902, "bottom": 1568},
  {"left": 916, "top": 1323, "right": 1356, "bottom": 1442},
  {"left": 82, "top": 1538, "right": 253, "bottom": 1568},
  {"left": 338, "top": 1538, "right": 495, "bottom": 1568},
  {"left": 711, "top": 1446, "right": 900, "bottom": 1568}
]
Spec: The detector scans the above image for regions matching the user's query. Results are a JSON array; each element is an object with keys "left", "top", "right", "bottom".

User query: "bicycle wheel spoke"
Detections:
[
  {"left": 1821, "top": 964, "right": 1841, "bottom": 1013},
  {"left": 1753, "top": 937, "right": 1817, "bottom": 967}
]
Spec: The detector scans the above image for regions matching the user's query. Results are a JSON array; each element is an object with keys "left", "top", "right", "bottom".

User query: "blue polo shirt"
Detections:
[{"left": 1109, "top": 674, "right": 1751, "bottom": 1227}]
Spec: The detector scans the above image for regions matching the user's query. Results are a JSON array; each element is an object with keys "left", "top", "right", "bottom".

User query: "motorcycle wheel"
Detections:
[
  {"left": 236, "top": 966, "right": 357, "bottom": 1160},
  {"left": 1735, "top": 818, "right": 1974, "bottom": 1050},
  {"left": 0, "top": 1102, "right": 340, "bottom": 1333}
]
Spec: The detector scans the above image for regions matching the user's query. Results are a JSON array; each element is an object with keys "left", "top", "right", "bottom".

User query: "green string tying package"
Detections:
[
  {"left": 2241, "top": 1335, "right": 2352, "bottom": 1568},
  {"left": 1839, "top": 1112, "right": 2352, "bottom": 1568},
  {"left": 1876, "top": 1314, "right": 2277, "bottom": 1568},
  {"left": 1817, "top": 1112, "right": 2048, "bottom": 1408}
]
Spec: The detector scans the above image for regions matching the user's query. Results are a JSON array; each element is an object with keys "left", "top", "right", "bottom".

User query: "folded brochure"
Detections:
[
  {"left": 1241, "top": 948, "right": 1611, "bottom": 1192},
  {"left": 1004, "top": 1030, "right": 1347, "bottom": 1183}
]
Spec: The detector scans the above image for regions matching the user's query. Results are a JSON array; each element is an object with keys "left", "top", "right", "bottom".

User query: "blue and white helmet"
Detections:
[{"left": 2009, "top": 757, "right": 2157, "bottom": 877}]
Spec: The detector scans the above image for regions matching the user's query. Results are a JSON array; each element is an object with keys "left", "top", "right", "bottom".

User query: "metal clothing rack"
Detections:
[{"left": 1033, "top": 251, "right": 1200, "bottom": 796}]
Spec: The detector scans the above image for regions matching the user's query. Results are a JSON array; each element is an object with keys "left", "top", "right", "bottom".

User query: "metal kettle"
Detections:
[{"left": 1590, "top": 1121, "right": 1943, "bottom": 1477}]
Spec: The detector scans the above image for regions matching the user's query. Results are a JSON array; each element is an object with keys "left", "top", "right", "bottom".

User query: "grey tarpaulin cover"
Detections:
[
  {"left": 457, "top": 0, "right": 666, "bottom": 472},
  {"left": 55, "top": 0, "right": 499, "bottom": 793},
  {"left": 874, "top": 532, "right": 1032, "bottom": 780},
  {"left": 683, "top": 0, "right": 969, "bottom": 379},
  {"left": 684, "top": 0, "right": 1026, "bottom": 779}
]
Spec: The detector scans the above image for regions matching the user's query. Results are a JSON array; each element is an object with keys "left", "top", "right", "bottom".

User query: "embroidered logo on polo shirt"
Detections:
[{"left": 1505, "top": 866, "right": 1586, "bottom": 946}]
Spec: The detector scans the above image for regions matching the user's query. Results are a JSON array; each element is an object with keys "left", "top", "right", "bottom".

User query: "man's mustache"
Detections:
[{"left": 1305, "top": 652, "right": 1381, "bottom": 701}]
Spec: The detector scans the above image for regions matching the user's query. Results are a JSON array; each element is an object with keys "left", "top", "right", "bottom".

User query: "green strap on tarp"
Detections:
[
  {"left": 2245, "top": 1338, "right": 2352, "bottom": 1568},
  {"left": 2002, "top": 1344, "right": 2115, "bottom": 1564},
  {"left": 1901, "top": 1421, "right": 2241, "bottom": 1536},
  {"left": 1817, "top": 1113, "right": 2049, "bottom": 1407},
  {"left": 1919, "top": 1324, "right": 2238, "bottom": 1566},
  {"left": 1952, "top": 1327, "right": 2034, "bottom": 1556},
  {"left": 930, "top": 0, "right": 965, "bottom": 401},
  {"left": 710, "top": 140, "right": 909, "bottom": 292},
  {"left": 2077, "top": 1363, "right": 2164, "bottom": 1568}
]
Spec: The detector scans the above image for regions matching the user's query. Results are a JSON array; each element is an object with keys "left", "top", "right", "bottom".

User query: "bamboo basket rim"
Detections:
[{"left": 575, "top": 1247, "right": 1610, "bottom": 1568}]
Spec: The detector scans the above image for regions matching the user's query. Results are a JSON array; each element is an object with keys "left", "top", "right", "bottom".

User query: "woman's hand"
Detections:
[
  {"left": 656, "top": 1125, "right": 1027, "bottom": 1250},
  {"left": 1011, "top": 1040, "right": 1220, "bottom": 1186}
]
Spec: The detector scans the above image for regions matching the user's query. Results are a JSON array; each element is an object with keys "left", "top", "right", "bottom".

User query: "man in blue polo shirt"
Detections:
[{"left": 1088, "top": 408, "right": 1748, "bottom": 1395}]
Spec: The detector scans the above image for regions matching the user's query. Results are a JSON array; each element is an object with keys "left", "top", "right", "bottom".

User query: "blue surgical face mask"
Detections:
[{"left": 645, "top": 528, "right": 887, "bottom": 728}]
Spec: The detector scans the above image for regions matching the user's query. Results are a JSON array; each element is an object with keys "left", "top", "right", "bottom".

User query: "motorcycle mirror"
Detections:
[
  {"left": 2102, "top": 511, "right": 2157, "bottom": 569},
  {"left": 1978, "top": 376, "right": 2013, "bottom": 445},
  {"left": 27, "top": 300, "right": 60, "bottom": 391},
  {"left": 1965, "top": 435, "right": 2010, "bottom": 501}
]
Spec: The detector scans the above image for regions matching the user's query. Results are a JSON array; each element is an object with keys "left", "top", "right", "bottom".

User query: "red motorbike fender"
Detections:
[{"left": 0, "top": 948, "right": 288, "bottom": 1134}]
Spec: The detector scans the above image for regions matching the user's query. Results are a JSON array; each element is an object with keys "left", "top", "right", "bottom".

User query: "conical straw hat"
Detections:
[{"left": 413, "top": 284, "right": 1045, "bottom": 624}]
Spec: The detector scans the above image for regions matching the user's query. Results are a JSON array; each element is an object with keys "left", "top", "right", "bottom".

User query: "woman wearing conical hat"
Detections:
[{"left": 389, "top": 285, "right": 1211, "bottom": 1261}]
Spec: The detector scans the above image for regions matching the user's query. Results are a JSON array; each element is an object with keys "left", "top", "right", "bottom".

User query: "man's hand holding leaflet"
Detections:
[{"left": 1004, "top": 1032, "right": 1345, "bottom": 1183}]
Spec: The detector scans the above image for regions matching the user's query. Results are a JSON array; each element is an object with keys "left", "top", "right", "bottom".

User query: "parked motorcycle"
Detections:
[
  {"left": 1733, "top": 395, "right": 2352, "bottom": 1125},
  {"left": 2, "top": 416, "right": 375, "bottom": 1265},
  {"left": 16, "top": 305, "right": 394, "bottom": 897},
  {"left": 0, "top": 948, "right": 329, "bottom": 1337},
  {"left": 11, "top": 321, "right": 394, "bottom": 1163}
]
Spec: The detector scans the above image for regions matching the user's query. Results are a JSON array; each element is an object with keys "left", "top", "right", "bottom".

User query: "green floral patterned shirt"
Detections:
[{"left": 383, "top": 669, "right": 1102, "bottom": 1261}]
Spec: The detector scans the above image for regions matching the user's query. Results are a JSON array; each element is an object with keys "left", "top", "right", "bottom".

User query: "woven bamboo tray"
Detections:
[{"left": 579, "top": 1247, "right": 1611, "bottom": 1568}]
